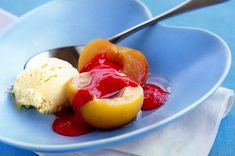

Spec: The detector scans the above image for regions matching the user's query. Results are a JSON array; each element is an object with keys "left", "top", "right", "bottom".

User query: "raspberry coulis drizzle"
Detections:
[{"left": 53, "top": 54, "right": 169, "bottom": 136}]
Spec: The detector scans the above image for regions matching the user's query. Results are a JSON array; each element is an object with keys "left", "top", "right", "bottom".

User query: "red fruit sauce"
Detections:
[
  {"left": 53, "top": 53, "right": 170, "bottom": 137},
  {"left": 53, "top": 109, "right": 92, "bottom": 137},
  {"left": 142, "top": 84, "right": 169, "bottom": 110},
  {"left": 81, "top": 53, "right": 122, "bottom": 72}
]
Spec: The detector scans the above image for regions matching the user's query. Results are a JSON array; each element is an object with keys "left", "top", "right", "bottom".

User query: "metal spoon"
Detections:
[{"left": 25, "top": 0, "right": 229, "bottom": 69}]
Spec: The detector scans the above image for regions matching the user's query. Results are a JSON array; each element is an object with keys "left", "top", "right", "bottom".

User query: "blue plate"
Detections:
[{"left": 0, "top": 0, "right": 231, "bottom": 153}]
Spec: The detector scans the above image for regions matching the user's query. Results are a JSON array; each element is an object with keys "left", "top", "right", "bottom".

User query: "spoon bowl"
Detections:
[{"left": 25, "top": 46, "right": 82, "bottom": 69}]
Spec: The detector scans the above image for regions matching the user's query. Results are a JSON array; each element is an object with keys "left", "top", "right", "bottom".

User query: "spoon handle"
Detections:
[{"left": 109, "top": 0, "right": 229, "bottom": 43}]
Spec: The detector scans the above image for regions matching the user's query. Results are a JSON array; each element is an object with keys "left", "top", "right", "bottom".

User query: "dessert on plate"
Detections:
[{"left": 12, "top": 39, "right": 169, "bottom": 136}]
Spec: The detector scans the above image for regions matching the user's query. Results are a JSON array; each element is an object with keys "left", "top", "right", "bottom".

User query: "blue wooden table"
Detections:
[{"left": 0, "top": 0, "right": 234, "bottom": 155}]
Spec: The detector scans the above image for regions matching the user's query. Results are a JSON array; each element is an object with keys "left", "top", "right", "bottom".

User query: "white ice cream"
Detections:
[{"left": 13, "top": 58, "right": 78, "bottom": 113}]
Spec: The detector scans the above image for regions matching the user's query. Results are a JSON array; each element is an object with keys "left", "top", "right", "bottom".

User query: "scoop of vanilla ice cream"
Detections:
[{"left": 13, "top": 58, "right": 78, "bottom": 113}]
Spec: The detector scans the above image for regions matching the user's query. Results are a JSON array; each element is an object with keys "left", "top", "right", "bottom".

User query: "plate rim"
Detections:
[{"left": 0, "top": 0, "right": 232, "bottom": 153}]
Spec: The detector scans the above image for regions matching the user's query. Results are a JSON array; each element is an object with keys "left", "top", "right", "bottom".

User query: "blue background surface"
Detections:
[{"left": 0, "top": 0, "right": 234, "bottom": 155}]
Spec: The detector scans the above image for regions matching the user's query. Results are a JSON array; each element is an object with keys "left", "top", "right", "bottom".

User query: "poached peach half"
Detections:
[
  {"left": 67, "top": 73, "right": 144, "bottom": 129},
  {"left": 78, "top": 39, "right": 148, "bottom": 85}
]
